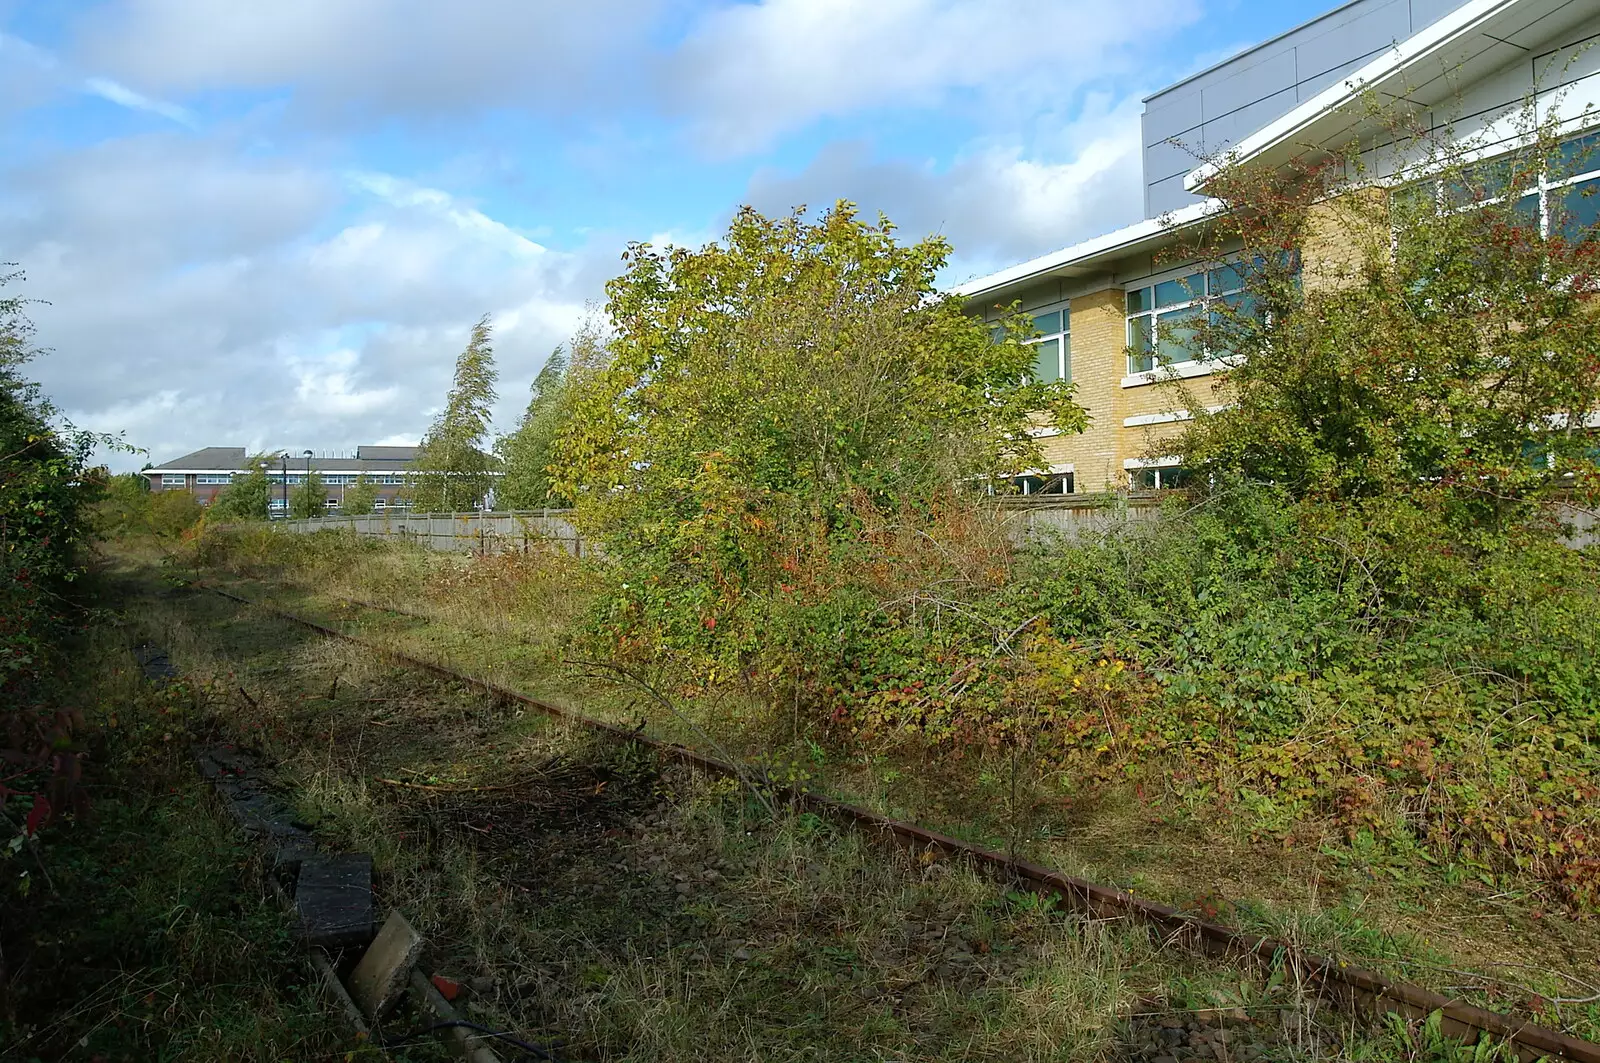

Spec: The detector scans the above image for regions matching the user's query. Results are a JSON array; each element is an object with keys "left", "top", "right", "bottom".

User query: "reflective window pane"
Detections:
[
  {"left": 1128, "top": 316, "right": 1154, "bottom": 373},
  {"left": 1557, "top": 178, "right": 1600, "bottom": 242},
  {"left": 1210, "top": 291, "right": 1260, "bottom": 333},
  {"left": 1512, "top": 192, "right": 1540, "bottom": 231},
  {"left": 1156, "top": 306, "right": 1204, "bottom": 365},
  {"left": 1031, "top": 310, "right": 1061, "bottom": 335},
  {"left": 1556, "top": 131, "right": 1600, "bottom": 179},
  {"left": 1126, "top": 287, "right": 1151, "bottom": 313},
  {"left": 1444, "top": 157, "right": 1523, "bottom": 207},
  {"left": 1031, "top": 337, "right": 1061, "bottom": 382},
  {"left": 1061, "top": 331, "right": 1071, "bottom": 384},
  {"left": 1207, "top": 262, "right": 1246, "bottom": 294},
  {"left": 1154, "top": 273, "right": 1202, "bottom": 308}
]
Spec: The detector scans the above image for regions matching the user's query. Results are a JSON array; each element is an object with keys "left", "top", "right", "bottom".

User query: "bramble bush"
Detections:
[{"left": 0, "top": 267, "right": 111, "bottom": 857}]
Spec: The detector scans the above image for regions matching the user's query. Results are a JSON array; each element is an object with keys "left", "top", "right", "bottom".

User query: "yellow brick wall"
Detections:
[
  {"left": 1301, "top": 187, "right": 1386, "bottom": 293},
  {"left": 1060, "top": 288, "right": 1124, "bottom": 492},
  {"left": 1023, "top": 287, "right": 1232, "bottom": 492},
  {"left": 997, "top": 204, "right": 1368, "bottom": 493}
]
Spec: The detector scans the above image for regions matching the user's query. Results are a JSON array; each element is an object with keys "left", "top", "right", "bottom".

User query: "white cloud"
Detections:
[
  {"left": 290, "top": 347, "right": 401, "bottom": 417},
  {"left": 83, "top": 76, "right": 193, "bottom": 126},
  {"left": 745, "top": 96, "right": 1147, "bottom": 274},
  {"left": 1, "top": 30, "right": 193, "bottom": 123},
  {"left": 2, "top": 138, "right": 614, "bottom": 470},
  {"left": 73, "top": 0, "right": 661, "bottom": 119},
  {"left": 671, "top": 0, "right": 1203, "bottom": 154}
]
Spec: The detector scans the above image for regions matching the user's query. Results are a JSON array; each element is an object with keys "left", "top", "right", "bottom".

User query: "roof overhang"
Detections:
[
  {"left": 1184, "top": 0, "right": 1591, "bottom": 193},
  {"left": 955, "top": 199, "right": 1222, "bottom": 305}
]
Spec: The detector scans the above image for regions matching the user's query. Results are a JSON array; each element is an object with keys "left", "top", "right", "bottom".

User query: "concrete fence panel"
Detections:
[
  {"left": 274, "top": 498, "right": 1598, "bottom": 554},
  {"left": 279, "top": 510, "right": 583, "bottom": 555}
]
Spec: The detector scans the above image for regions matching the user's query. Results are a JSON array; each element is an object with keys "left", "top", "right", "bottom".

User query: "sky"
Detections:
[{"left": 0, "top": 0, "right": 1338, "bottom": 470}]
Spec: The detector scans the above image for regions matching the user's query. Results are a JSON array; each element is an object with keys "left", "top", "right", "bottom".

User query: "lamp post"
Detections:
[{"left": 303, "top": 450, "right": 314, "bottom": 519}]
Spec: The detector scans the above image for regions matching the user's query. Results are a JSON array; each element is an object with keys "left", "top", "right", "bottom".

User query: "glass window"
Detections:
[
  {"left": 196, "top": 474, "right": 232, "bottom": 484},
  {"left": 1031, "top": 337, "right": 1062, "bottom": 382},
  {"left": 1130, "top": 465, "right": 1189, "bottom": 491},
  {"left": 161, "top": 474, "right": 185, "bottom": 485},
  {"left": 1408, "top": 129, "right": 1600, "bottom": 244},
  {"left": 1444, "top": 157, "right": 1523, "bottom": 208},
  {"left": 1207, "top": 263, "right": 1246, "bottom": 294},
  {"left": 1128, "top": 315, "right": 1155, "bottom": 374},
  {"left": 1005, "top": 472, "right": 1074, "bottom": 495},
  {"left": 1154, "top": 274, "right": 1201, "bottom": 308},
  {"left": 1126, "top": 264, "right": 1252, "bottom": 375},
  {"left": 1023, "top": 304, "right": 1071, "bottom": 384},
  {"left": 1555, "top": 132, "right": 1600, "bottom": 179},
  {"left": 1556, "top": 178, "right": 1600, "bottom": 242},
  {"left": 1156, "top": 306, "right": 1203, "bottom": 364}
]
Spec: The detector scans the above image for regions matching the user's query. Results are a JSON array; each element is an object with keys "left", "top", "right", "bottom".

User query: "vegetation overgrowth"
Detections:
[
  {"left": 152, "top": 534, "right": 1565, "bottom": 1059},
  {"left": 409, "top": 314, "right": 499, "bottom": 513},
  {"left": 508, "top": 179, "right": 1600, "bottom": 913},
  {"left": 0, "top": 267, "right": 114, "bottom": 866}
]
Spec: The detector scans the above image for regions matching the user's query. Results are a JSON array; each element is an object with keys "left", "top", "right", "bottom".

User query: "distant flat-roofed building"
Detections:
[{"left": 144, "top": 445, "right": 426, "bottom": 513}]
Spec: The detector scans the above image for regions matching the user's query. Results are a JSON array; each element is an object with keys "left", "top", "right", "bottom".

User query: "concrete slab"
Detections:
[
  {"left": 295, "top": 854, "right": 373, "bottom": 948},
  {"left": 347, "top": 909, "right": 425, "bottom": 1021}
]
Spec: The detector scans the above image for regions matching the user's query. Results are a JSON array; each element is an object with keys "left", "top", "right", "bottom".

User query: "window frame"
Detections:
[
  {"left": 161, "top": 473, "right": 186, "bottom": 486},
  {"left": 1124, "top": 263, "right": 1248, "bottom": 377},
  {"left": 1410, "top": 130, "right": 1600, "bottom": 243},
  {"left": 1023, "top": 304, "right": 1071, "bottom": 385},
  {"left": 1125, "top": 459, "right": 1190, "bottom": 492}
]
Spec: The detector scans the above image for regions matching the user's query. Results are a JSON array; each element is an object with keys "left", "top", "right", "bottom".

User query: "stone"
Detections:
[
  {"left": 295, "top": 854, "right": 374, "bottom": 948},
  {"left": 347, "top": 910, "right": 425, "bottom": 1021}
]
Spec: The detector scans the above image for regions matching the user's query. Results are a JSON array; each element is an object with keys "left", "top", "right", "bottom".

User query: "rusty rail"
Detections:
[{"left": 200, "top": 583, "right": 1600, "bottom": 1063}]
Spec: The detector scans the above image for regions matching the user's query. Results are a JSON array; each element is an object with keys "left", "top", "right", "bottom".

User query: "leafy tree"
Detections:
[
  {"left": 149, "top": 489, "right": 203, "bottom": 536},
  {"left": 1169, "top": 100, "right": 1600, "bottom": 525},
  {"left": 341, "top": 473, "right": 379, "bottom": 515},
  {"left": 210, "top": 455, "right": 273, "bottom": 521},
  {"left": 92, "top": 471, "right": 153, "bottom": 538},
  {"left": 289, "top": 471, "right": 325, "bottom": 519},
  {"left": 410, "top": 315, "right": 498, "bottom": 512},
  {"left": 555, "top": 202, "right": 1085, "bottom": 686},
  {"left": 497, "top": 325, "right": 603, "bottom": 509}
]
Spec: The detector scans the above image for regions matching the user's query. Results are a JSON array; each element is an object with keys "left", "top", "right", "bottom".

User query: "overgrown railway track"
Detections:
[{"left": 200, "top": 580, "right": 1600, "bottom": 1063}]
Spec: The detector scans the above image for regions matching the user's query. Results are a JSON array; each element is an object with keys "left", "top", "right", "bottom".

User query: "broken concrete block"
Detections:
[
  {"left": 295, "top": 854, "right": 373, "bottom": 948},
  {"left": 348, "top": 909, "right": 425, "bottom": 1021}
]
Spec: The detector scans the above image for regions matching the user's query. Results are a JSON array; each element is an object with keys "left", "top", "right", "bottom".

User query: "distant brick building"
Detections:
[{"left": 144, "top": 445, "right": 423, "bottom": 514}]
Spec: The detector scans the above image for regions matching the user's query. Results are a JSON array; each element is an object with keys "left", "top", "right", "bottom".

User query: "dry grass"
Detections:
[{"left": 164, "top": 529, "right": 1600, "bottom": 1052}]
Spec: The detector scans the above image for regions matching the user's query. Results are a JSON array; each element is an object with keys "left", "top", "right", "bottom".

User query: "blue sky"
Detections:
[{"left": 0, "top": 0, "right": 1337, "bottom": 469}]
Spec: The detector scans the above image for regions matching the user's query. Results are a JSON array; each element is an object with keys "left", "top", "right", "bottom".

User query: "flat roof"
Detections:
[
  {"left": 1183, "top": 0, "right": 1567, "bottom": 192},
  {"left": 953, "top": 200, "right": 1220, "bottom": 302}
]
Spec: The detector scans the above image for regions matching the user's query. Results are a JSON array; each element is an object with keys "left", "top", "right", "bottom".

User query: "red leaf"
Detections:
[{"left": 25, "top": 795, "right": 51, "bottom": 836}]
